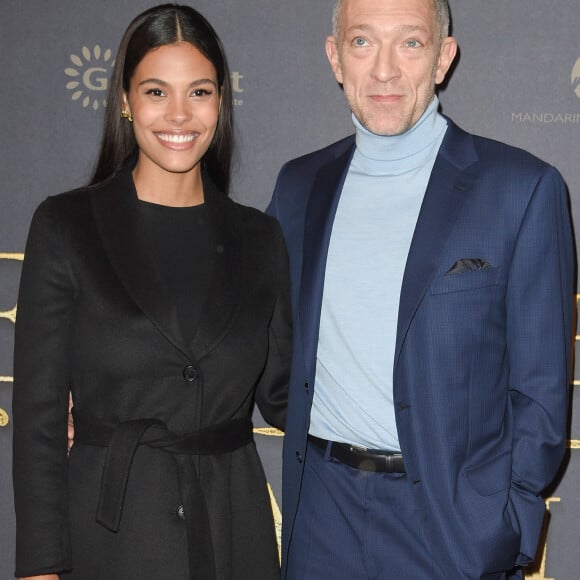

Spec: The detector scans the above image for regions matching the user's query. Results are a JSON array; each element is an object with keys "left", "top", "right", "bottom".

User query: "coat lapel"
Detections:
[
  {"left": 300, "top": 141, "right": 355, "bottom": 378},
  {"left": 91, "top": 167, "right": 191, "bottom": 360},
  {"left": 394, "top": 121, "right": 480, "bottom": 370},
  {"left": 190, "top": 177, "right": 242, "bottom": 360},
  {"left": 91, "top": 169, "right": 243, "bottom": 363}
]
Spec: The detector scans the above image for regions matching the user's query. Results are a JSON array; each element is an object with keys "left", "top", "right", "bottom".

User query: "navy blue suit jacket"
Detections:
[{"left": 267, "top": 119, "right": 574, "bottom": 577}]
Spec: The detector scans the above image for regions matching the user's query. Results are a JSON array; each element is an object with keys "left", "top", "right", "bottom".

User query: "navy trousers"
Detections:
[{"left": 286, "top": 440, "right": 515, "bottom": 580}]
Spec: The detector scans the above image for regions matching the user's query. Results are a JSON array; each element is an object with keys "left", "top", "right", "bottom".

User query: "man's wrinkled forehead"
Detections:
[{"left": 333, "top": 0, "right": 448, "bottom": 40}]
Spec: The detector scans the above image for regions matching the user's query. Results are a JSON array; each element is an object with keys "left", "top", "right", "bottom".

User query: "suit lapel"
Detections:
[
  {"left": 394, "top": 121, "right": 480, "bottom": 370},
  {"left": 91, "top": 167, "right": 192, "bottom": 359},
  {"left": 300, "top": 141, "right": 355, "bottom": 378}
]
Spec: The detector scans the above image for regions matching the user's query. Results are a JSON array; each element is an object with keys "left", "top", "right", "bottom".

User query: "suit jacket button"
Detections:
[
  {"left": 176, "top": 505, "right": 186, "bottom": 520},
  {"left": 296, "top": 451, "right": 303, "bottom": 463},
  {"left": 183, "top": 365, "right": 198, "bottom": 382}
]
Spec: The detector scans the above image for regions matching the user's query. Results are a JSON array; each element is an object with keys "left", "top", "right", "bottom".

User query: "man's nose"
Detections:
[{"left": 371, "top": 44, "right": 401, "bottom": 82}]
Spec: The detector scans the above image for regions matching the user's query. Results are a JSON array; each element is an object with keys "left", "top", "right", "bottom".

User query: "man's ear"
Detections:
[
  {"left": 435, "top": 36, "right": 458, "bottom": 85},
  {"left": 325, "top": 35, "right": 344, "bottom": 85}
]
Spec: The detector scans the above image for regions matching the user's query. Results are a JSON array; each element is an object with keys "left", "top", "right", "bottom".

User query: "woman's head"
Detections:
[{"left": 92, "top": 4, "right": 233, "bottom": 193}]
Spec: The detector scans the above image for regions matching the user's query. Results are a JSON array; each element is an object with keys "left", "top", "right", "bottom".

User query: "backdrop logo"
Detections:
[
  {"left": 65, "top": 45, "right": 113, "bottom": 110},
  {"left": 231, "top": 71, "right": 244, "bottom": 106},
  {"left": 572, "top": 57, "right": 580, "bottom": 99},
  {"left": 511, "top": 57, "right": 580, "bottom": 125}
]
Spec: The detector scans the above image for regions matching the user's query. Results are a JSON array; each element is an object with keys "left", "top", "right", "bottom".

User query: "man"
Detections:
[{"left": 267, "top": 0, "right": 574, "bottom": 578}]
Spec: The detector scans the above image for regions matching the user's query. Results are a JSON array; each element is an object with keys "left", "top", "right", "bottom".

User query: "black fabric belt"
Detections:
[
  {"left": 73, "top": 408, "right": 253, "bottom": 580},
  {"left": 308, "top": 434, "right": 405, "bottom": 473}
]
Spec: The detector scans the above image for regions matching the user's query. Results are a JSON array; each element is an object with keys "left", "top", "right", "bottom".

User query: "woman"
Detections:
[{"left": 12, "top": 5, "right": 291, "bottom": 580}]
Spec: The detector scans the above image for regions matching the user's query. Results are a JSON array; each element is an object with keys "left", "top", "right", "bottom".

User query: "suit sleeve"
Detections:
[
  {"left": 266, "top": 161, "right": 290, "bottom": 222},
  {"left": 254, "top": 219, "right": 292, "bottom": 431},
  {"left": 505, "top": 166, "right": 574, "bottom": 564},
  {"left": 12, "top": 198, "right": 74, "bottom": 577}
]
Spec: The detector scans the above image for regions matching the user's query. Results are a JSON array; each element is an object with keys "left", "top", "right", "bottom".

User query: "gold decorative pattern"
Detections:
[
  {"left": 1, "top": 254, "right": 21, "bottom": 388},
  {"left": 0, "top": 408, "right": 9, "bottom": 427},
  {"left": 0, "top": 253, "right": 23, "bottom": 324},
  {"left": 575, "top": 294, "right": 580, "bottom": 342},
  {"left": 254, "top": 427, "right": 284, "bottom": 437},
  {"left": 267, "top": 482, "right": 282, "bottom": 563},
  {"left": 569, "top": 440, "right": 580, "bottom": 449},
  {"left": 525, "top": 498, "right": 561, "bottom": 580},
  {"left": 0, "top": 304, "right": 17, "bottom": 324},
  {"left": 255, "top": 427, "right": 284, "bottom": 556}
]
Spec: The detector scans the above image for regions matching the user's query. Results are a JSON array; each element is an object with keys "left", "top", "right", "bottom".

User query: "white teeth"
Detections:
[{"left": 157, "top": 133, "right": 197, "bottom": 143}]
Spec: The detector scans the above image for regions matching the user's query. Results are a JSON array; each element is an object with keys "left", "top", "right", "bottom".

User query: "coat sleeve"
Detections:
[
  {"left": 13, "top": 198, "right": 75, "bottom": 577},
  {"left": 254, "top": 219, "right": 292, "bottom": 431},
  {"left": 505, "top": 166, "right": 574, "bottom": 564}
]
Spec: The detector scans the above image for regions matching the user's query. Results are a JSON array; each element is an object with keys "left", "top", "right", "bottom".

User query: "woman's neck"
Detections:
[{"left": 132, "top": 159, "right": 204, "bottom": 207}]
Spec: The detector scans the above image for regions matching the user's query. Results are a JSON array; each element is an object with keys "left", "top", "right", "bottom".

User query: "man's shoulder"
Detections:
[
  {"left": 277, "top": 134, "right": 355, "bottom": 181},
  {"left": 476, "top": 135, "right": 549, "bottom": 169},
  {"left": 446, "top": 119, "right": 555, "bottom": 177}
]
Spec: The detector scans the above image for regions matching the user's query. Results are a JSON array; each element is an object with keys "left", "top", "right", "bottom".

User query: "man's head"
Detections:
[
  {"left": 333, "top": 0, "right": 451, "bottom": 43},
  {"left": 327, "top": 0, "right": 457, "bottom": 136}
]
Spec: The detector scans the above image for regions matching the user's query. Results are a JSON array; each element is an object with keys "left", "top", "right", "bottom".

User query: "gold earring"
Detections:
[{"left": 121, "top": 110, "right": 133, "bottom": 122}]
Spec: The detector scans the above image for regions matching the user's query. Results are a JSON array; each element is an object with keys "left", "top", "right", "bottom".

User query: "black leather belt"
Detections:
[
  {"left": 73, "top": 408, "right": 253, "bottom": 580},
  {"left": 308, "top": 434, "right": 405, "bottom": 473}
]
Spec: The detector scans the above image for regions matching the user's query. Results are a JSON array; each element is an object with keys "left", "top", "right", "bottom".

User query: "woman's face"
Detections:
[{"left": 122, "top": 41, "right": 220, "bottom": 179}]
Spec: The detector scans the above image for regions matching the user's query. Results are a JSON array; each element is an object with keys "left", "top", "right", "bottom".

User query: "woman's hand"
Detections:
[
  {"left": 67, "top": 392, "right": 74, "bottom": 453},
  {"left": 19, "top": 576, "right": 60, "bottom": 580}
]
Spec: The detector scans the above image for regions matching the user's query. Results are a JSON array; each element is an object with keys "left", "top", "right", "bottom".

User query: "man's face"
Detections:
[{"left": 327, "top": 0, "right": 457, "bottom": 136}]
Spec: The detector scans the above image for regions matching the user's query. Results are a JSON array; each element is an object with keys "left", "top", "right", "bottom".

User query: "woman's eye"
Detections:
[
  {"left": 192, "top": 88, "right": 212, "bottom": 97},
  {"left": 145, "top": 88, "right": 164, "bottom": 97}
]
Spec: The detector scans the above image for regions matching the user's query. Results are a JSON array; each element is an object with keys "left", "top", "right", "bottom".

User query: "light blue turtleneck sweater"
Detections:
[{"left": 310, "top": 97, "right": 448, "bottom": 451}]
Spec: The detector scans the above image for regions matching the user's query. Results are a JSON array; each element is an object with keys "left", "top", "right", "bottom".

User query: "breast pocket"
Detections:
[{"left": 430, "top": 267, "right": 504, "bottom": 295}]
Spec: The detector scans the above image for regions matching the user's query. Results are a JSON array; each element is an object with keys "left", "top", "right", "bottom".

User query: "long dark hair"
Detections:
[{"left": 90, "top": 4, "right": 233, "bottom": 193}]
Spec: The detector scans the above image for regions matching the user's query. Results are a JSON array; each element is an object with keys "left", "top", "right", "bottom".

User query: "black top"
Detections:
[{"left": 139, "top": 200, "right": 214, "bottom": 343}]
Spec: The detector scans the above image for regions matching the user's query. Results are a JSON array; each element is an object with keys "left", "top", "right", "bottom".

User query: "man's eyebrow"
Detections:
[
  {"left": 396, "top": 25, "right": 428, "bottom": 34},
  {"left": 344, "top": 24, "right": 428, "bottom": 35},
  {"left": 344, "top": 24, "right": 375, "bottom": 35}
]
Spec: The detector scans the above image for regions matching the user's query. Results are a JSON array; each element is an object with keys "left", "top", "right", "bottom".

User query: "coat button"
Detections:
[
  {"left": 176, "top": 505, "right": 186, "bottom": 520},
  {"left": 296, "top": 451, "right": 303, "bottom": 463},
  {"left": 182, "top": 365, "right": 198, "bottom": 382}
]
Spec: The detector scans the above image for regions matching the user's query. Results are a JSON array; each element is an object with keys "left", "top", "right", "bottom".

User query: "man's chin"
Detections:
[{"left": 358, "top": 117, "right": 412, "bottom": 137}]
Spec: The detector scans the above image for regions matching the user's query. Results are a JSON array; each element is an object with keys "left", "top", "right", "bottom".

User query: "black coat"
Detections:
[{"left": 13, "top": 168, "right": 292, "bottom": 580}]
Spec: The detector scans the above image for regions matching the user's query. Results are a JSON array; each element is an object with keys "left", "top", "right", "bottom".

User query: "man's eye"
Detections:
[
  {"left": 405, "top": 39, "right": 421, "bottom": 48},
  {"left": 353, "top": 37, "right": 368, "bottom": 47}
]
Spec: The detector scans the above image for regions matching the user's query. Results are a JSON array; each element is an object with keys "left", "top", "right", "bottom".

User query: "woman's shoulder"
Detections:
[
  {"left": 29, "top": 177, "right": 121, "bottom": 244},
  {"left": 36, "top": 171, "right": 126, "bottom": 220},
  {"left": 227, "top": 198, "right": 282, "bottom": 237},
  {"left": 32, "top": 186, "right": 93, "bottom": 227}
]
